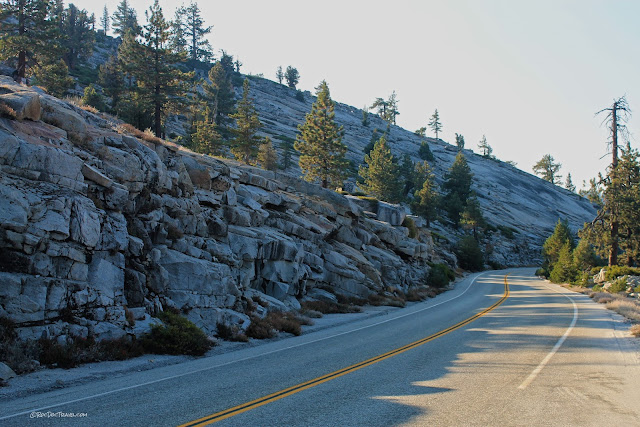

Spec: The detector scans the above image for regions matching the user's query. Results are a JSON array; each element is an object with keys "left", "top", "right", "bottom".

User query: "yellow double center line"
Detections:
[{"left": 181, "top": 274, "right": 510, "bottom": 426}]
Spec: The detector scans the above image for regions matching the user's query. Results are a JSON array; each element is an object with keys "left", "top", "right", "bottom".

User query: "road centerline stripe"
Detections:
[
  {"left": 518, "top": 282, "right": 579, "bottom": 390},
  {"left": 180, "top": 274, "right": 511, "bottom": 426}
]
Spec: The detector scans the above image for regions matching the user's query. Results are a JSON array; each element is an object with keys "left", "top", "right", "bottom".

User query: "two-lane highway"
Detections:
[{"left": 1, "top": 268, "right": 639, "bottom": 426}]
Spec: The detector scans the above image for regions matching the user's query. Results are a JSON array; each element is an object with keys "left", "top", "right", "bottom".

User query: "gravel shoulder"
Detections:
[{"left": 0, "top": 300, "right": 406, "bottom": 401}]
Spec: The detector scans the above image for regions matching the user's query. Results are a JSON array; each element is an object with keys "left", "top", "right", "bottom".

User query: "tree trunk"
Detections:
[
  {"left": 609, "top": 102, "right": 619, "bottom": 266},
  {"left": 17, "top": 0, "right": 25, "bottom": 79}
]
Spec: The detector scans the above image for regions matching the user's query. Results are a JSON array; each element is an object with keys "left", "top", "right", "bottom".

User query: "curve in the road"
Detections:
[{"left": 181, "top": 274, "right": 511, "bottom": 427}]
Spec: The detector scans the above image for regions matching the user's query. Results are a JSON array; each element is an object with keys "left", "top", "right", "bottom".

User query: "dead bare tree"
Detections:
[{"left": 596, "top": 96, "right": 631, "bottom": 266}]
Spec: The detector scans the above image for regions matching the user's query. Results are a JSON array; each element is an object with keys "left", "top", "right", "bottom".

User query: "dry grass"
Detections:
[
  {"left": 605, "top": 299, "right": 640, "bottom": 322},
  {"left": 300, "top": 300, "right": 361, "bottom": 315},
  {"left": 590, "top": 292, "right": 615, "bottom": 304},
  {"left": 630, "top": 324, "right": 640, "bottom": 337},
  {"left": 245, "top": 311, "right": 312, "bottom": 339},
  {"left": 116, "top": 123, "right": 163, "bottom": 144},
  {"left": 405, "top": 287, "right": 437, "bottom": 302},
  {"left": 0, "top": 101, "right": 16, "bottom": 119}
]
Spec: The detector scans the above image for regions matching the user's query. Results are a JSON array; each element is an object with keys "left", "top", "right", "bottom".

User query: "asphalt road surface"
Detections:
[{"left": 1, "top": 268, "right": 639, "bottom": 426}]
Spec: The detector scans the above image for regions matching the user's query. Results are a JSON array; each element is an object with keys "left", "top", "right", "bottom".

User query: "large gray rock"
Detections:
[
  {"left": 0, "top": 91, "right": 41, "bottom": 121},
  {"left": 40, "top": 97, "right": 87, "bottom": 142}
]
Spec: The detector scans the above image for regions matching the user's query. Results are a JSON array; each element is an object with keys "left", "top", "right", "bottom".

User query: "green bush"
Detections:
[
  {"left": 455, "top": 236, "right": 484, "bottom": 271},
  {"left": 497, "top": 225, "right": 517, "bottom": 240},
  {"left": 535, "top": 267, "right": 546, "bottom": 277},
  {"left": 418, "top": 141, "right": 434, "bottom": 162},
  {"left": 82, "top": 84, "right": 106, "bottom": 111},
  {"left": 403, "top": 217, "right": 418, "bottom": 238},
  {"left": 427, "top": 263, "right": 455, "bottom": 288},
  {"left": 608, "top": 278, "right": 628, "bottom": 294},
  {"left": 605, "top": 266, "right": 640, "bottom": 281},
  {"left": 593, "top": 284, "right": 603, "bottom": 292},
  {"left": 142, "top": 311, "right": 213, "bottom": 356}
]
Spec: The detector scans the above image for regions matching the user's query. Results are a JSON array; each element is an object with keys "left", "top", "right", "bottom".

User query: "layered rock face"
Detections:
[
  {"left": 245, "top": 76, "right": 597, "bottom": 247},
  {"left": 0, "top": 77, "right": 438, "bottom": 340}
]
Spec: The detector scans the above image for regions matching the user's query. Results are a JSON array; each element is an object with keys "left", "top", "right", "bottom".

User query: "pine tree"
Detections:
[
  {"left": 285, "top": 66, "right": 299, "bottom": 89},
  {"left": 294, "top": 81, "right": 348, "bottom": 188},
  {"left": 387, "top": 90, "right": 399, "bottom": 125},
  {"left": 573, "top": 239, "right": 598, "bottom": 273},
  {"left": 0, "top": 0, "right": 62, "bottom": 81},
  {"left": 398, "top": 153, "right": 415, "bottom": 196},
  {"left": 61, "top": 4, "right": 95, "bottom": 70},
  {"left": 169, "top": 8, "right": 187, "bottom": 55},
  {"left": 579, "top": 177, "right": 603, "bottom": 205},
  {"left": 134, "top": 0, "right": 193, "bottom": 137},
  {"left": 203, "top": 61, "right": 236, "bottom": 133},
  {"left": 412, "top": 161, "right": 439, "bottom": 227},
  {"left": 455, "top": 133, "right": 465, "bottom": 151},
  {"left": 258, "top": 137, "right": 278, "bottom": 171},
  {"left": 359, "top": 136, "right": 403, "bottom": 203},
  {"left": 112, "top": 0, "right": 140, "bottom": 36},
  {"left": 461, "top": 193, "right": 486, "bottom": 240},
  {"left": 230, "top": 79, "right": 262, "bottom": 165},
  {"left": 191, "top": 107, "right": 224, "bottom": 156},
  {"left": 371, "top": 97, "right": 388, "bottom": 121},
  {"left": 418, "top": 141, "right": 434, "bottom": 161},
  {"left": 593, "top": 96, "right": 632, "bottom": 266},
  {"left": 100, "top": 5, "right": 109, "bottom": 35},
  {"left": 276, "top": 66, "right": 283, "bottom": 84},
  {"left": 82, "top": 84, "right": 105, "bottom": 110},
  {"left": 565, "top": 173, "right": 576, "bottom": 192},
  {"left": 176, "top": 2, "right": 212, "bottom": 63},
  {"left": 428, "top": 109, "right": 442, "bottom": 139},
  {"left": 442, "top": 152, "right": 473, "bottom": 225},
  {"left": 549, "top": 242, "right": 577, "bottom": 284},
  {"left": 532, "top": 154, "right": 562, "bottom": 184},
  {"left": 362, "top": 106, "right": 370, "bottom": 127},
  {"left": 477, "top": 135, "right": 493, "bottom": 158},
  {"left": 279, "top": 137, "right": 295, "bottom": 170},
  {"left": 32, "top": 58, "right": 73, "bottom": 97},
  {"left": 541, "top": 219, "right": 574, "bottom": 277}
]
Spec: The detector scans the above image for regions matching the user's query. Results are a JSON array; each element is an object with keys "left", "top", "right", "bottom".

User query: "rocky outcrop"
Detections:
[{"left": 0, "top": 78, "right": 442, "bottom": 341}]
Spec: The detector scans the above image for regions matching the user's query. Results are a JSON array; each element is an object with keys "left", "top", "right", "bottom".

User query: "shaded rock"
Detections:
[
  {"left": 0, "top": 91, "right": 41, "bottom": 121},
  {"left": 40, "top": 97, "right": 87, "bottom": 142}
]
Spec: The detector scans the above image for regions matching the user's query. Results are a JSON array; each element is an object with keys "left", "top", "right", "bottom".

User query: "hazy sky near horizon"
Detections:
[{"left": 77, "top": 0, "right": 640, "bottom": 188}]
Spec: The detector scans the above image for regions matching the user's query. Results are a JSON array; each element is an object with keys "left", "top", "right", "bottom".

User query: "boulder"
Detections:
[
  {"left": 40, "top": 97, "right": 87, "bottom": 142},
  {"left": 0, "top": 91, "right": 41, "bottom": 121},
  {"left": 0, "top": 362, "right": 17, "bottom": 381},
  {"left": 376, "top": 201, "right": 406, "bottom": 226}
]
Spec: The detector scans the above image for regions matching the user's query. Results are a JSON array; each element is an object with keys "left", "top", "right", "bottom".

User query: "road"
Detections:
[{"left": 1, "top": 268, "right": 639, "bottom": 426}]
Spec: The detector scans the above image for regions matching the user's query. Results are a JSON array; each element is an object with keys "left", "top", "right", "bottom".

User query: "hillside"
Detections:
[
  {"left": 244, "top": 76, "right": 596, "bottom": 256},
  {"left": 0, "top": 67, "right": 595, "bottom": 343}
]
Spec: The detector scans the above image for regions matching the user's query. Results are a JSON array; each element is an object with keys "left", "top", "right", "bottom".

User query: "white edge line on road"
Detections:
[
  {"left": 518, "top": 282, "right": 578, "bottom": 390},
  {"left": 1, "top": 271, "right": 495, "bottom": 421}
]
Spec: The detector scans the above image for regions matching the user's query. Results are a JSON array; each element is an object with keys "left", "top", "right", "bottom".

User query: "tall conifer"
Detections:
[
  {"left": 230, "top": 79, "right": 262, "bottom": 165},
  {"left": 359, "top": 137, "right": 403, "bottom": 203},
  {"left": 294, "top": 81, "right": 348, "bottom": 188}
]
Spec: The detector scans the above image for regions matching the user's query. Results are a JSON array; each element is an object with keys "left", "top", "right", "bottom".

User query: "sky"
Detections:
[{"left": 77, "top": 0, "right": 640, "bottom": 189}]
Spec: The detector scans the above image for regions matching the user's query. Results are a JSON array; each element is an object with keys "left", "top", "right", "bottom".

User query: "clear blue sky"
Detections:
[{"left": 78, "top": 0, "right": 640, "bottom": 189}]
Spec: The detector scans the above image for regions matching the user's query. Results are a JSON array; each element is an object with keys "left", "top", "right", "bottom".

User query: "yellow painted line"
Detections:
[{"left": 180, "top": 274, "right": 511, "bottom": 427}]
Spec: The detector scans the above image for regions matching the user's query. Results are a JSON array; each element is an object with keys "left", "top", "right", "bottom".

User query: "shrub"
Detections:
[
  {"left": 427, "top": 263, "right": 454, "bottom": 288},
  {"left": 82, "top": 84, "right": 106, "bottom": 111},
  {"left": 608, "top": 278, "right": 628, "bottom": 294},
  {"left": 216, "top": 322, "right": 248, "bottom": 342},
  {"left": 497, "top": 225, "right": 517, "bottom": 240},
  {"left": 403, "top": 217, "right": 418, "bottom": 238},
  {"left": 295, "top": 90, "right": 305, "bottom": 102},
  {"left": 592, "top": 284, "right": 603, "bottom": 292},
  {"left": 142, "top": 311, "right": 213, "bottom": 356},
  {"left": 535, "top": 267, "right": 546, "bottom": 277},
  {"left": 335, "top": 294, "right": 368, "bottom": 306},
  {"left": 405, "top": 287, "right": 435, "bottom": 301},
  {"left": 300, "top": 300, "right": 361, "bottom": 314},
  {"left": 418, "top": 141, "right": 434, "bottom": 161},
  {"left": 605, "top": 299, "right": 640, "bottom": 322},
  {"left": 630, "top": 324, "right": 640, "bottom": 337},
  {"left": 455, "top": 236, "right": 484, "bottom": 271},
  {"left": 245, "top": 311, "right": 309, "bottom": 339},
  {"left": 368, "top": 293, "right": 406, "bottom": 308},
  {"left": 605, "top": 266, "right": 640, "bottom": 281}
]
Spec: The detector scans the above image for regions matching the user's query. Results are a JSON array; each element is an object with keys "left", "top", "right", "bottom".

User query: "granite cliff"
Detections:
[{"left": 0, "top": 74, "right": 595, "bottom": 342}]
